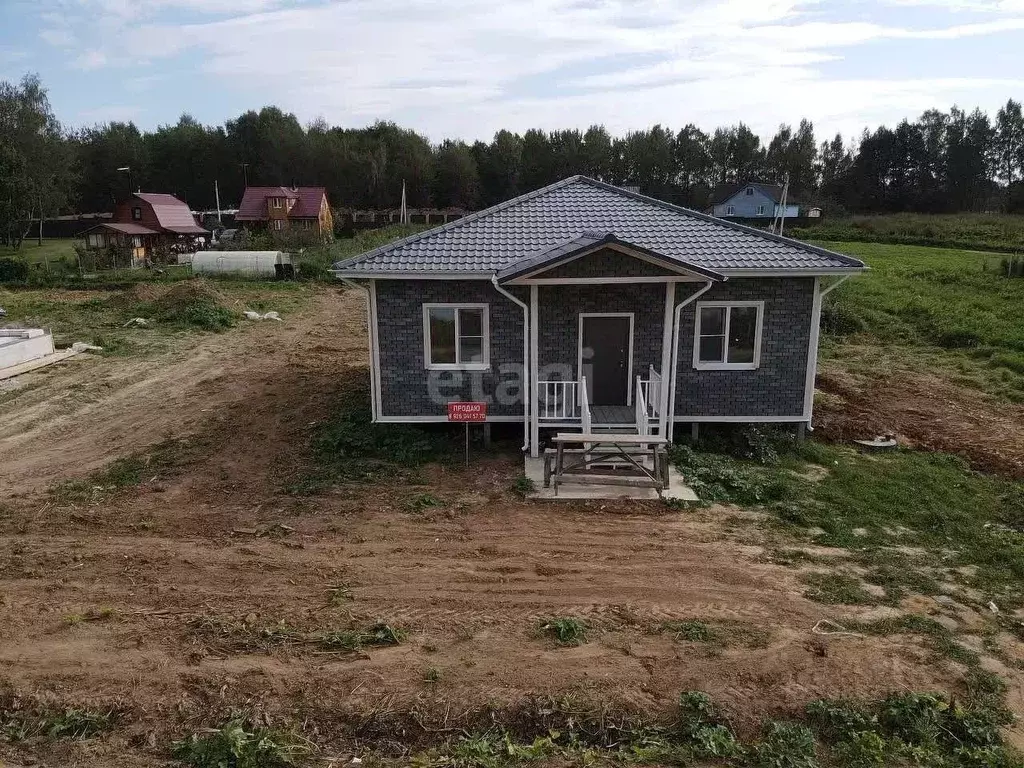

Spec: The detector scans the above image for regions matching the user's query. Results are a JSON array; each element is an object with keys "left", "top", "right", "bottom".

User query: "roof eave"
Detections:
[{"left": 496, "top": 232, "right": 727, "bottom": 283}]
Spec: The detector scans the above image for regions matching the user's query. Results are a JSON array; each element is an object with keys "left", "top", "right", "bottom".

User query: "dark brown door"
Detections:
[{"left": 581, "top": 315, "right": 631, "bottom": 406}]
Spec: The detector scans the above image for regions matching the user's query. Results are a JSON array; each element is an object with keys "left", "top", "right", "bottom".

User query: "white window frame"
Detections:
[
  {"left": 422, "top": 303, "right": 490, "bottom": 371},
  {"left": 273, "top": 219, "right": 283, "bottom": 231},
  {"left": 726, "top": 205, "right": 735, "bottom": 215},
  {"left": 273, "top": 197, "right": 282, "bottom": 209},
  {"left": 756, "top": 204, "right": 766, "bottom": 215},
  {"left": 693, "top": 300, "right": 764, "bottom": 371}
]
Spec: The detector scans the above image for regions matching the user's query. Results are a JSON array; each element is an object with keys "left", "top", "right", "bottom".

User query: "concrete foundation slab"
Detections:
[
  {"left": 0, "top": 328, "right": 55, "bottom": 370},
  {"left": 524, "top": 456, "right": 698, "bottom": 502}
]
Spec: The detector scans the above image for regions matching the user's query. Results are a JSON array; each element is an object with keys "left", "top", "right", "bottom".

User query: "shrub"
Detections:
[
  {"left": 0, "top": 257, "right": 28, "bottom": 283},
  {"left": 748, "top": 721, "right": 819, "bottom": 768},
  {"left": 172, "top": 718, "right": 308, "bottom": 767},
  {"left": 540, "top": 617, "right": 587, "bottom": 646}
]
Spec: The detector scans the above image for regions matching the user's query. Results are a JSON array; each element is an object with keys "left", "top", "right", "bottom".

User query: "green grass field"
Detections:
[
  {"left": 0, "top": 239, "right": 78, "bottom": 267},
  {"left": 793, "top": 212, "right": 1024, "bottom": 252},
  {"left": 817, "top": 241, "right": 1024, "bottom": 400}
]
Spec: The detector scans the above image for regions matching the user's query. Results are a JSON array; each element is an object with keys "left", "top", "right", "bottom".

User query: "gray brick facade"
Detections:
[
  {"left": 374, "top": 280, "right": 527, "bottom": 417},
  {"left": 538, "top": 247, "right": 678, "bottom": 279},
  {"left": 537, "top": 283, "right": 665, "bottom": 378},
  {"left": 372, "top": 274, "right": 815, "bottom": 423},
  {"left": 673, "top": 278, "right": 814, "bottom": 418}
]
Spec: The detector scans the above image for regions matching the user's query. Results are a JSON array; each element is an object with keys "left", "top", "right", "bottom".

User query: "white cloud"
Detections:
[
  {"left": 40, "top": 27, "right": 75, "bottom": 47},
  {"left": 74, "top": 50, "right": 109, "bottom": 70},
  {"left": 31, "top": 0, "right": 1024, "bottom": 141},
  {"left": 77, "top": 104, "right": 141, "bottom": 123}
]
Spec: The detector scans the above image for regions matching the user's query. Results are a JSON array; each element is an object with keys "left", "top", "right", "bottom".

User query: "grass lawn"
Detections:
[
  {"left": 0, "top": 239, "right": 78, "bottom": 267},
  {"left": 816, "top": 241, "right": 1024, "bottom": 401},
  {"left": 793, "top": 211, "right": 1024, "bottom": 252},
  {"left": 0, "top": 278, "right": 314, "bottom": 358}
]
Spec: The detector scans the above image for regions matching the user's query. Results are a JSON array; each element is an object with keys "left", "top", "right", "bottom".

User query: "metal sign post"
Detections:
[{"left": 448, "top": 402, "right": 487, "bottom": 467}]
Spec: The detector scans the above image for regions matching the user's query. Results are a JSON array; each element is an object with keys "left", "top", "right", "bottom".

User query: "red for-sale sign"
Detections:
[{"left": 448, "top": 402, "right": 487, "bottom": 422}]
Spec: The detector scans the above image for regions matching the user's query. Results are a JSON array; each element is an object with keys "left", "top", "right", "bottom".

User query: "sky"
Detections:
[{"left": 1, "top": 0, "right": 1023, "bottom": 144}]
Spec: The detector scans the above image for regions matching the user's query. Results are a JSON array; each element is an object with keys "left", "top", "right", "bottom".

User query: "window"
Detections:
[
  {"left": 132, "top": 236, "right": 142, "bottom": 247},
  {"left": 756, "top": 204, "right": 766, "bottom": 215},
  {"left": 746, "top": 187, "right": 754, "bottom": 195},
  {"left": 693, "top": 301, "right": 763, "bottom": 370},
  {"left": 726, "top": 205, "right": 735, "bottom": 215},
  {"left": 422, "top": 304, "right": 489, "bottom": 370},
  {"left": 273, "top": 220, "right": 283, "bottom": 231},
  {"left": 131, "top": 206, "right": 142, "bottom": 220},
  {"left": 301, "top": 219, "right": 312, "bottom": 230},
  {"left": 272, "top": 198, "right": 282, "bottom": 209}
]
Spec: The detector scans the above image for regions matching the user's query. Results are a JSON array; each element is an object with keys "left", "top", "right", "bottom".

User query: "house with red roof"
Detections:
[
  {"left": 235, "top": 186, "right": 333, "bottom": 240},
  {"left": 80, "top": 193, "right": 210, "bottom": 267}
]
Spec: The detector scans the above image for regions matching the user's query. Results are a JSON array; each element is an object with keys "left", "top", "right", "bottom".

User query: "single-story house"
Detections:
[
  {"left": 710, "top": 182, "right": 800, "bottom": 219},
  {"left": 332, "top": 176, "right": 865, "bottom": 457},
  {"left": 235, "top": 186, "right": 333, "bottom": 239},
  {"left": 80, "top": 193, "right": 209, "bottom": 266}
]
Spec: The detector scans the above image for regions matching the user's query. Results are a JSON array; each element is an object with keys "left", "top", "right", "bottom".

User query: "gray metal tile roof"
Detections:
[{"left": 334, "top": 176, "right": 864, "bottom": 275}]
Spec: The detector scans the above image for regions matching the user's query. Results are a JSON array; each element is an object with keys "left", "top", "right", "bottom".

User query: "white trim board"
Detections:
[
  {"left": 334, "top": 271, "right": 494, "bottom": 280},
  {"left": 368, "top": 280, "right": 383, "bottom": 421},
  {"left": 658, "top": 282, "right": 675, "bottom": 436},
  {"left": 673, "top": 415, "right": 806, "bottom": 423},
  {"left": 692, "top": 300, "right": 764, "bottom": 371},
  {"left": 375, "top": 415, "right": 524, "bottom": 423},
  {"left": 530, "top": 284, "right": 540, "bottom": 457},
  {"left": 578, "top": 312, "right": 635, "bottom": 406},
  {"left": 519, "top": 276, "right": 707, "bottom": 285}
]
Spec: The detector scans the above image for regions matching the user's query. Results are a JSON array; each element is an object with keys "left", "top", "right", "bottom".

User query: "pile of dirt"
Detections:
[
  {"left": 816, "top": 365, "right": 1024, "bottom": 478},
  {"left": 147, "top": 279, "right": 231, "bottom": 312},
  {"left": 104, "top": 282, "right": 163, "bottom": 308}
]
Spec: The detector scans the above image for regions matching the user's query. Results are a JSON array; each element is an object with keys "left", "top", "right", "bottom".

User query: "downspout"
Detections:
[
  {"left": 338, "top": 276, "right": 379, "bottom": 422},
  {"left": 804, "top": 274, "right": 851, "bottom": 429},
  {"left": 666, "top": 280, "right": 716, "bottom": 444},
  {"left": 491, "top": 274, "right": 530, "bottom": 452}
]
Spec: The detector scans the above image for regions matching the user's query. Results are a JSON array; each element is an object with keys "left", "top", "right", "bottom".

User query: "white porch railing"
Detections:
[
  {"left": 537, "top": 380, "right": 580, "bottom": 421},
  {"left": 635, "top": 375, "right": 650, "bottom": 438},
  {"left": 581, "top": 376, "right": 591, "bottom": 433},
  {"left": 637, "top": 364, "right": 662, "bottom": 421}
]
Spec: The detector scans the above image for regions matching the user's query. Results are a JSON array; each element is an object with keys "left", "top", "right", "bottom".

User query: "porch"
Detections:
[{"left": 535, "top": 364, "right": 667, "bottom": 435}]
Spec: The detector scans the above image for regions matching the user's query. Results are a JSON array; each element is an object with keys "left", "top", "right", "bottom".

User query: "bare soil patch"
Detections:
[
  {"left": 816, "top": 355, "right": 1024, "bottom": 478},
  {"left": 0, "top": 288, "right": 1021, "bottom": 765}
]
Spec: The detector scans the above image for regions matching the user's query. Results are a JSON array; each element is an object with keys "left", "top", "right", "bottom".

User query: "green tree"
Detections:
[
  {"left": 432, "top": 140, "right": 480, "bottom": 209},
  {"left": 0, "top": 74, "right": 75, "bottom": 247},
  {"left": 582, "top": 125, "right": 614, "bottom": 181},
  {"left": 674, "top": 124, "right": 711, "bottom": 206},
  {"left": 994, "top": 99, "right": 1024, "bottom": 187}
]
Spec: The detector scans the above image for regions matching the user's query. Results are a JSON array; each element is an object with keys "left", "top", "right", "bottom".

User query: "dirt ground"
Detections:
[
  {"left": 0, "top": 287, "right": 1021, "bottom": 766},
  {"left": 816, "top": 353, "right": 1024, "bottom": 478}
]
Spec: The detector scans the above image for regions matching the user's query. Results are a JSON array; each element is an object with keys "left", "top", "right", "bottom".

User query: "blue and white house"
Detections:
[
  {"left": 332, "top": 177, "right": 863, "bottom": 458},
  {"left": 711, "top": 183, "right": 800, "bottom": 219}
]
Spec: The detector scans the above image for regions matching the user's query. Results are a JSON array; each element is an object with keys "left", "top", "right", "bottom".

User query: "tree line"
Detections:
[{"left": 2, "top": 73, "right": 1024, "bottom": 247}]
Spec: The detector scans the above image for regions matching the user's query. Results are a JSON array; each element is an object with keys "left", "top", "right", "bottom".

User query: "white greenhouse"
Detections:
[{"left": 191, "top": 251, "right": 294, "bottom": 278}]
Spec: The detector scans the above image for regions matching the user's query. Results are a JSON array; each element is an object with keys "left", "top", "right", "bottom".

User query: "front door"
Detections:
[{"left": 580, "top": 315, "right": 632, "bottom": 406}]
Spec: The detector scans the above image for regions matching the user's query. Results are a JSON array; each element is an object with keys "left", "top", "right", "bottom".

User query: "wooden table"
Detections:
[{"left": 546, "top": 433, "right": 670, "bottom": 496}]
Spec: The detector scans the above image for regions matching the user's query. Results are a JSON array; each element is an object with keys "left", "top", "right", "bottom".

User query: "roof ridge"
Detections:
[
  {"left": 334, "top": 175, "right": 586, "bottom": 269},
  {"left": 576, "top": 177, "right": 861, "bottom": 268}
]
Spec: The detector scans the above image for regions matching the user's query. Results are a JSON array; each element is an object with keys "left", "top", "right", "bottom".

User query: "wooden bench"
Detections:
[{"left": 547, "top": 433, "right": 670, "bottom": 495}]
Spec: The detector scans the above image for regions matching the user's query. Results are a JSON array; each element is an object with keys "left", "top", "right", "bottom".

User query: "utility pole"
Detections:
[
  {"left": 770, "top": 172, "right": 790, "bottom": 236},
  {"left": 240, "top": 163, "right": 249, "bottom": 188},
  {"left": 215, "top": 180, "right": 222, "bottom": 224}
]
